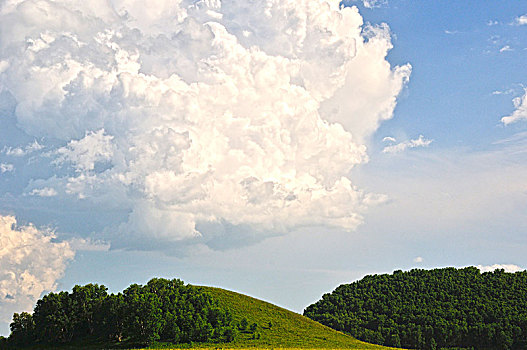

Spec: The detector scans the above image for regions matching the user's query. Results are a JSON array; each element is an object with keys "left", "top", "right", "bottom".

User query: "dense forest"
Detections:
[
  {"left": 304, "top": 267, "right": 527, "bottom": 350},
  {"left": 1, "top": 278, "right": 236, "bottom": 348}
]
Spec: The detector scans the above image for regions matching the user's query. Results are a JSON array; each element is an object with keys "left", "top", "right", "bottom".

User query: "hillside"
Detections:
[
  {"left": 193, "top": 286, "right": 395, "bottom": 349},
  {"left": 2, "top": 278, "right": 398, "bottom": 350},
  {"left": 304, "top": 267, "right": 527, "bottom": 350}
]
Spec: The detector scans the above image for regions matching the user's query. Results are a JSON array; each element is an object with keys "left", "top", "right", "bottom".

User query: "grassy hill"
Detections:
[
  {"left": 157, "top": 286, "right": 398, "bottom": 349},
  {"left": 2, "top": 280, "right": 401, "bottom": 350}
]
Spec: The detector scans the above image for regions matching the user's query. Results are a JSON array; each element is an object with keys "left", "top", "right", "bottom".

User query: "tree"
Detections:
[
  {"left": 70, "top": 284, "right": 108, "bottom": 338},
  {"left": 389, "top": 333, "right": 401, "bottom": 347},
  {"left": 98, "top": 293, "right": 126, "bottom": 341},
  {"left": 429, "top": 337, "right": 437, "bottom": 350},
  {"left": 32, "top": 291, "right": 74, "bottom": 343},
  {"left": 122, "top": 283, "right": 164, "bottom": 345},
  {"left": 223, "top": 327, "right": 237, "bottom": 342},
  {"left": 304, "top": 267, "right": 527, "bottom": 349},
  {"left": 8, "top": 312, "right": 35, "bottom": 346},
  {"left": 0, "top": 336, "right": 8, "bottom": 350},
  {"left": 239, "top": 317, "right": 249, "bottom": 331},
  {"left": 6, "top": 278, "right": 236, "bottom": 348}
]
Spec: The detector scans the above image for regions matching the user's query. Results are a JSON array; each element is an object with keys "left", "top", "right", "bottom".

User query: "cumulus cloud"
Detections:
[
  {"left": 28, "top": 187, "right": 58, "bottom": 197},
  {"left": 0, "top": 214, "right": 75, "bottom": 323},
  {"left": 55, "top": 129, "right": 114, "bottom": 173},
  {"left": 0, "top": 0, "right": 410, "bottom": 251},
  {"left": 413, "top": 256, "right": 423, "bottom": 263},
  {"left": 362, "top": 0, "right": 387, "bottom": 9},
  {"left": 477, "top": 264, "right": 524, "bottom": 273},
  {"left": 1, "top": 141, "right": 43, "bottom": 157},
  {"left": 501, "top": 89, "right": 527, "bottom": 125},
  {"left": 382, "top": 135, "right": 432, "bottom": 154},
  {"left": 514, "top": 15, "right": 527, "bottom": 26},
  {"left": 499, "top": 45, "right": 512, "bottom": 53}
]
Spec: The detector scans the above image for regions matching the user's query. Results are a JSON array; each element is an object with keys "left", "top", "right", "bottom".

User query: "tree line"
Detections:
[
  {"left": 1, "top": 278, "right": 236, "bottom": 348},
  {"left": 304, "top": 267, "right": 527, "bottom": 350}
]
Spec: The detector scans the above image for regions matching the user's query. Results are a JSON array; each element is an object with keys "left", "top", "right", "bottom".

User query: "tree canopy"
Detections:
[
  {"left": 304, "top": 267, "right": 527, "bottom": 350},
  {"left": 5, "top": 278, "right": 235, "bottom": 348}
]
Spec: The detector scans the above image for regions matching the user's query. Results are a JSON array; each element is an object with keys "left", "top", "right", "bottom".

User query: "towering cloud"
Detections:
[
  {"left": 0, "top": 215, "right": 74, "bottom": 323},
  {"left": 0, "top": 0, "right": 410, "bottom": 250}
]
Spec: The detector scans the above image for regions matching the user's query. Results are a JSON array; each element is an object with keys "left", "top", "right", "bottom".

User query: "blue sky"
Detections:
[
  {"left": 365, "top": 0, "right": 527, "bottom": 147},
  {"left": 0, "top": 0, "right": 526, "bottom": 335}
]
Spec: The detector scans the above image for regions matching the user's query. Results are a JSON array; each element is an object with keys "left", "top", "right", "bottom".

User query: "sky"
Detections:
[{"left": 0, "top": 0, "right": 526, "bottom": 335}]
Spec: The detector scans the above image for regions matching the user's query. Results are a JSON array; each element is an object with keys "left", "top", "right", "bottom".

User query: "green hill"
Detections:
[
  {"left": 187, "top": 286, "right": 396, "bottom": 349},
  {"left": 2, "top": 279, "right": 400, "bottom": 350}
]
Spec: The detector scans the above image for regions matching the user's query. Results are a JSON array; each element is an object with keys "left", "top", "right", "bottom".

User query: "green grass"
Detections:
[{"left": 144, "top": 286, "right": 399, "bottom": 349}]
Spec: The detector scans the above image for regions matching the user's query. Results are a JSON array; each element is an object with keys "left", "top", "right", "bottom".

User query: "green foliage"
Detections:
[
  {"left": 8, "top": 312, "right": 35, "bottom": 346},
  {"left": 70, "top": 284, "right": 108, "bottom": 338},
  {"left": 304, "top": 267, "right": 527, "bottom": 350},
  {"left": 32, "top": 291, "right": 74, "bottom": 343},
  {"left": 4, "top": 279, "right": 396, "bottom": 350},
  {"left": 238, "top": 317, "right": 248, "bottom": 331},
  {"left": 6, "top": 278, "right": 234, "bottom": 348}
]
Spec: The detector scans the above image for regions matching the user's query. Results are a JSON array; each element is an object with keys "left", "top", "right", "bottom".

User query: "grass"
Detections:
[{"left": 139, "top": 286, "right": 400, "bottom": 349}]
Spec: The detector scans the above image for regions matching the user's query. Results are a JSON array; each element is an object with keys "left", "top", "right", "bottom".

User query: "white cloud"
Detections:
[
  {"left": 382, "top": 136, "right": 396, "bottom": 143},
  {"left": 0, "top": 0, "right": 410, "bottom": 251},
  {"left": 487, "top": 20, "right": 498, "bottom": 26},
  {"left": 0, "top": 163, "right": 14, "bottom": 173},
  {"left": 501, "top": 89, "right": 527, "bottom": 125},
  {"left": 499, "top": 45, "right": 512, "bottom": 53},
  {"left": 514, "top": 14, "right": 527, "bottom": 26},
  {"left": 320, "top": 23, "right": 412, "bottom": 143},
  {"left": 2, "top": 148, "right": 24, "bottom": 157},
  {"left": 0, "top": 215, "right": 75, "bottom": 323},
  {"left": 492, "top": 89, "right": 514, "bottom": 95},
  {"left": 382, "top": 135, "right": 432, "bottom": 154},
  {"left": 29, "top": 187, "right": 58, "bottom": 197},
  {"left": 2, "top": 140, "right": 43, "bottom": 157},
  {"left": 0, "top": 60, "right": 8, "bottom": 74},
  {"left": 413, "top": 256, "right": 423, "bottom": 263},
  {"left": 55, "top": 129, "right": 114, "bottom": 173},
  {"left": 477, "top": 264, "right": 524, "bottom": 273},
  {"left": 444, "top": 30, "right": 459, "bottom": 35},
  {"left": 362, "top": 0, "right": 387, "bottom": 9}
]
